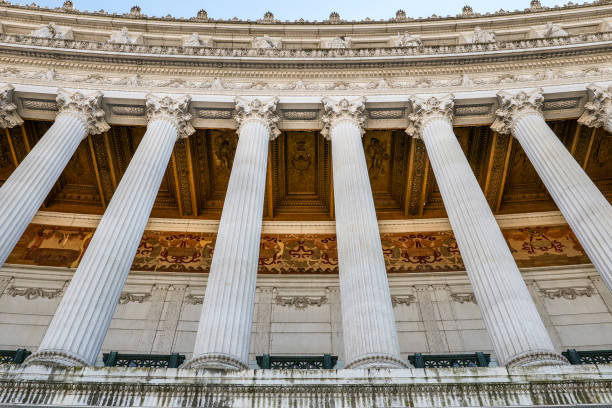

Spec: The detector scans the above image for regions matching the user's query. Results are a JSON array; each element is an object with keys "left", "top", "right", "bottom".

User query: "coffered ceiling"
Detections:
[{"left": 0, "top": 119, "right": 610, "bottom": 221}]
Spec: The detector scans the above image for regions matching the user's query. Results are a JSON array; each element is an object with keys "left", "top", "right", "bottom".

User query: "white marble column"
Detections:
[
  {"left": 493, "top": 88, "right": 612, "bottom": 293},
  {"left": 188, "top": 97, "right": 279, "bottom": 370},
  {"left": 0, "top": 88, "right": 108, "bottom": 268},
  {"left": 408, "top": 94, "right": 566, "bottom": 367},
  {"left": 322, "top": 97, "right": 407, "bottom": 369},
  {"left": 26, "top": 94, "right": 194, "bottom": 367},
  {"left": 579, "top": 84, "right": 612, "bottom": 134}
]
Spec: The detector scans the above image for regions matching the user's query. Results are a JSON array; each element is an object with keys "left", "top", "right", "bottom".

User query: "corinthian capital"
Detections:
[
  {"left": 145, "top": 94, "right": 195, "bottom": 139},
  {"left": 491, "top": 88, "right": 544, "bottom": 135},
  {"left": 234, "top": 97, "right": 280, "bottom": 140},
  {"left": 0, "top": 84, "right": 23, "bottom": 129},
  {"left": 405, "top": 94, "right": 454, "bottom": 138},
  {"left": 321, "top": 96, "right": 366, "bottom": 140},
  {"left": 56, "top": 89, "right": 109, "bottom": 136},
  {"left": 578, "top": 84, "right": 612, "bottom": 132}
]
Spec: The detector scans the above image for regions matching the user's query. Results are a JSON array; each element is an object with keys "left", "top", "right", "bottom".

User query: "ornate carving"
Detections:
[
  {"left": 6, "top": 281, "right": 67, "bottom": 300},
  {"left": 405, "top": 94, "right": 454, "bottom": 139},
  {"left": 450, "top": 292, "right": 478, "bottom": 304},
  {"left": 321, "top": 97, "right": 367, "bottom": 140},
  {"left": 183, "top": 33, "right": 203, "bottom": 47},
  {"left": 283, "top": 110, "right": 318, "bottom": 120},
  {"left": 391, "top": 295, "right": 416, "bottom": 307},
  {"left": 234, "top": 97, "right": 280, "bottom": 140},
  {"left": 324, "top": 36, "right": 351, "bottom": 49},
  {"left": 491, "top": 88, "right": 544, "bottom": 134},
  {"left": 184, "top": 287, "right": 204, "bottom": 305},
  {"left": 393, "top": 32, "right": 422, "bottom": 47},
  {"left": 29, "top": 22, "right": 70, "bottom": 39},
  {"left": 275, "top": 295, "right": 327, "bottom": 309},
  {"left": 470, "top": 27, "right": 496, "bottom": 44},
  {"left": 56, "top": 89, "right": 110, "bottom": 135},
  {"left": 0, "top": 84, "right": 23, "bottom": 129},
  {"left": 110, "top": 105, "right": 145, "bottom": 116},
  {"left": 21, "top": 99, "right": 57, "bottom": 111},
  {"left": 540, "top": 287, "right": 594, "bottom": 300},
  {"left": 145, "top": 94, "right": 195, "bottom": 139},
  {"left": 579, "top": 84, "right": 612, "bottom": 132},
  {"left": 118, "top": 292, "right": 152, "bottom": 304},
  {"left": 253, "top": 35, "right": 281, "bottom": 49},
  {"left": 541, "top": 22, "right": 569, "bottom": 38},
  {"left": 109, "top": 27, "right": 141, "bottom": 44},
  {"left": 195, "top": 9, "right": 208, "bottom": 20}
]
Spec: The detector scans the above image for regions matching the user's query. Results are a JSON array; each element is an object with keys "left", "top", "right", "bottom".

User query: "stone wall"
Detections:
[{"left": 0, "top": 264, "right": 610, "bottom": 366}]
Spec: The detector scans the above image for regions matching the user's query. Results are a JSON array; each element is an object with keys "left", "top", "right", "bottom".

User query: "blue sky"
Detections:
[{"left": 11, "top": 0, "right": 566, "bottom": 21}]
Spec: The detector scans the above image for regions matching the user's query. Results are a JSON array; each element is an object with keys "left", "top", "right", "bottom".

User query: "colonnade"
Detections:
[{"left": 0, "top": 83, "right": 611, "bottom": 369}]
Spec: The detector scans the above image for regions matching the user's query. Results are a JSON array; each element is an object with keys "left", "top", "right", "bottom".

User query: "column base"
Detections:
[
  {"left": 25, "top": 349, "right": 89, "bottom": 368},
  {"left": 505, "top": 350, "right": 569, "bottom": 367},
  {"left": 344, "top": 353, "right": 411, "bottom": 369},
  {"left": 185, "top": 353, "right": 248, "bottom": 370}
]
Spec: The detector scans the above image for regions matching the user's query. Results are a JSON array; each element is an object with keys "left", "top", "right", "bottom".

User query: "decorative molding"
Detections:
[
  {"left": 321, "top": 97, "right": 367, "bottom": 140},
  {"left": 391, "top": 295, "right": 416, "bottom": 307},
  {"left": 491, "top": 88, "right": 544, "bottom": 134},
  {"left": 21, "top": 98, "right": 58, "bottom": 112},
  {"left": 110, "top": 105, "right": 145, "bottom": 116},
  {"left": 184, "top": 287, "right": 204, "bottom": 305},
  {"left": 539, "top": 287, "right": 595, "bottom": 300},
  {"left": 196, "top": 108, "right": 234, "bottom": 119},
  {"left": 283, "top": 110, "right": 319, "bottom": 121},
  {"left": 450, "top": 292, "right": 478, "bottom": 304},
  {"left": 145, "top": 94, "right": 195, "bottom": 139},
  {"left": 455, "top": 104, "right": 492, "bottom": 117},
  {"left": 234, "top": 97, "right": 280, "bottom": 140},
  {"left": 542, "top": 97, "right": 581, "bottom": 111},
  {"left": 5, "top": 281, "right": 67, "bottom": 300},
  {"left": 0, "top": 84, "right": 23, "bottom": 129},
  {"left": 406, "top": 94, "right": 454, "bottom": 138},
  {"left": 368, "top": 108, "right": 405, "bottom": 120},
  {"left": 56, "top": 89, "right": 110, "bottom": 135},
  {"left": 274, "top": 295, "right": 328, "bottom": 309},
  {"left": 579, "top": 83, "right": 612, "bottom": 131}
]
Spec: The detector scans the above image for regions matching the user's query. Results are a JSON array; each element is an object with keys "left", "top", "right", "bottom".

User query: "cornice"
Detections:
[{"left": 0, "top": 1, "right": 610, "bottom": 27}]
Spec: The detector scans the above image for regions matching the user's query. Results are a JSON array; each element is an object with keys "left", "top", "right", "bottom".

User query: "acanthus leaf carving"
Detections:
[
  {"left": 578, "top": 83, "right": 612, "bottom": 132},
  {"left": 405, "top": 94, "right": 454, "bottom": 139},
  {"left": 56, "top": 89, "right": 109, "bottom": 135},
  {"left": 274, "top": 295, "right": 328, "bottom": 309},
  {"left": 491, "top": 88, "right": 544, "bottom": 134},
  {"left": 234, "top": 97, "right": 280, "bottom": 140},
  {"left": 321, "top": 96, "right": 367, "bottom": 140},
  {"left": 0, "top": 84, "right": 23, "bottom": 129},
  {"left": 145, "top": 94, "right": 195, "bottom": 139}
]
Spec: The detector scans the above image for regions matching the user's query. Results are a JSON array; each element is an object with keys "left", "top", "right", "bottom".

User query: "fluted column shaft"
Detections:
[
  {"left": 0, "top": 89, "right": 108, "bottom": 268},
  {"left": 419, "top": 116, "right": 566, "bottom": 366},
  {"left": 513, "top": 112, "right": 612, "bottom": 289},
  {"left": 188, "top": 97, "right": 279, "bottom": 370},
  {"left": 324, "top": 98, "right": 406, "bottom": 368},
  {"left": 189, "top": 121, "right": 270, "bottom": 369},
  {"left": 27, "top": 94, "right": 192, "bottom": 367},
  {"left": 0, "top": 114, "right": 85, "bottom": 266}
]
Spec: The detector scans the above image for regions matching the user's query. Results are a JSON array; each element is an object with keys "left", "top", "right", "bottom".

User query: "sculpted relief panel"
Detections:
[{"left": 7, "top": 224, "right": 590, "bottom": 274}]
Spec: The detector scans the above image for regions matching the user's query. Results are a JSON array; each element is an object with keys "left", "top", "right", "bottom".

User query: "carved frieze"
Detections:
[
  {"left": 0, "top": 84, "right": 23, "bottom": 129},
  {"left": 470, "top": 27, "right": 496, "bottom": 44},
  {"left": 540, "top": 287, "right": 594, "bottom": 300},
  {"left": 29, "top": 22, "right": 73, "bottom": 40},
  {"left": 391, "top": 295, "right": 416, "bottom": 307},
  {"left": 6, "top": 281, "right": 67, "bottom": 300},
  {"left": 274, "top": 295, "right": 328, "bottom": 309},
  {"left": 450, "top": 292, "right": 478, "bottom": 304},
  {"left": 118, "top": 292, "right": 152, "bottom": 304},
  {"left": 196, "top": 108, "right": 234, "bottom": 120}
]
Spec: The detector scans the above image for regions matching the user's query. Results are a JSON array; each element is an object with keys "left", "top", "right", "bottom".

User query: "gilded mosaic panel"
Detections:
[{"left": 6, "top": 224, "right": 590, "bottom": 274}]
